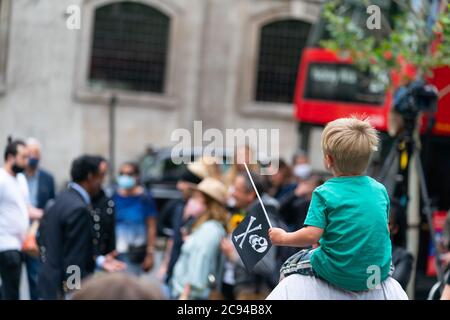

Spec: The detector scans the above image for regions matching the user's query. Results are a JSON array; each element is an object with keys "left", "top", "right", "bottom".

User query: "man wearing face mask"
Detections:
[
  {"left": 0, "top": 138, "right": 32, "bottom": 299},
  {"left": 292, "top": 150, "right": 312, "bottom": 183},
  {"left": 23, "top": 137, "right": 55, "bottom": 300}
]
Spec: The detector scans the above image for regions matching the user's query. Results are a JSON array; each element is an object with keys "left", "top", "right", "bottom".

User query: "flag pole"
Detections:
[{"left": 243, "top": 162, "right": 273, "bottom": 228}]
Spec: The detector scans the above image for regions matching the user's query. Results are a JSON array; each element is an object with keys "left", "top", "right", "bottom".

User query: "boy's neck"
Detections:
[
  {"left": 328, "top": 164, "right": 363, "bottom": 177},
  {"left": 332, "top": 170, "right": 364, "bottom": 177},
  {"left": 334, "top": 173, "right": 362, "bottom": 177}
]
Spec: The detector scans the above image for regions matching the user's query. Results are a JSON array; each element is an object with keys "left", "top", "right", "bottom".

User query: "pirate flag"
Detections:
[
  {"left": 231, "top": 162, "right": 273, "bottom": 271},
  {"left": 232, "top": 205, "right": 272, "bottom": 271}
]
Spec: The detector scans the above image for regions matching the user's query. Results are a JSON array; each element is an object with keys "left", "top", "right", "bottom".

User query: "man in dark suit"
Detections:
[
  {"left": 37, "top": 155, "right": 124, "bottom": 299},
  {"left": 24, "top": 138, "right": 56, "bottom": 300}
]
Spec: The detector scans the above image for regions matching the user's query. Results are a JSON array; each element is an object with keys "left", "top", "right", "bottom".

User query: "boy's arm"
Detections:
[{"left": 269, "top": 226, "right": 323, "bottom": 247}]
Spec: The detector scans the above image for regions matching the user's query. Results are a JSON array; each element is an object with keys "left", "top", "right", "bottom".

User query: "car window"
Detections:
[
  {"left": 162, "top": 159, "right": 187, "bottom": 182},
  {"left": 141, "top": 150, "right": 234, "bottom": 184}
]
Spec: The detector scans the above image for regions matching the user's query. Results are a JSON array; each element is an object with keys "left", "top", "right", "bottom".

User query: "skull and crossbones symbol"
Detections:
[{"left": 234, "top": 216, "right": 263, "bottom": 249}]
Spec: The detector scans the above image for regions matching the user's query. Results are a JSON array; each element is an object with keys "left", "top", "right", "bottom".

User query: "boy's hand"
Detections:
[{"left": 269, "top": 228, "right": 288, "bottom": 246}]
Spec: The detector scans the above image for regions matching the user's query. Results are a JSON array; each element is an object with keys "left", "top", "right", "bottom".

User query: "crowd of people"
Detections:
[
  {"left": 0, "top": 128, "right": 448, "bottom": 300},
  {"left": 0, "top": 135, "right": 326, "bottom": 300}
]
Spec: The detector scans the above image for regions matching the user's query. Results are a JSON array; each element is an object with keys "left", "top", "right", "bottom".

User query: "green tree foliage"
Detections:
[{"left": 320, "top": 0, "right": 450, "bottom": 87}]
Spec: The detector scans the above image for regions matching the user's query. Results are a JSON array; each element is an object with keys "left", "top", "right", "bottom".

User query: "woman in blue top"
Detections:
[{"left": 113, "top": 162, "right": 157, "bottom": 276}]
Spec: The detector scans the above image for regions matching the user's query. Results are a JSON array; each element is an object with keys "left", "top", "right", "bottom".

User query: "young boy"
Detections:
[{"left": 269, "top": 117, "right": 392, "bottom": 292}]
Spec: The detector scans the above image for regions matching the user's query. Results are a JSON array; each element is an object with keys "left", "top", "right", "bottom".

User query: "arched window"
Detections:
[
  {"left": 89, "top": 1, "right": 170, "bottom": 93},
  {"left": 255, "top": 19, "right": 311, "bottom": 103}
]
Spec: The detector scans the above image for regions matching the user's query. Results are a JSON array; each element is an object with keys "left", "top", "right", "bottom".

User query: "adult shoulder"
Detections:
[
  {"left": 16, "top": 172, "right": 29, "bottom": 188},
  {"left": 0, "top": 167, "right": 6, "bottom": 179},
  {"left": 56, "top": 188, "right": 88, "bottom": 211},
  {"left": 198, "top": 220, "right": 226, "bottom": 239},
  {"left": 39, "top": 168, "right": 55, "bottom": 180}
]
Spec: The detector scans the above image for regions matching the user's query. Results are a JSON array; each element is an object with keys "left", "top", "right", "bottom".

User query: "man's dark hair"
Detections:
[
  {"left": 122, "top": 161, "right": 140, "bottom": 176},
  {"left": 238, "top": 171, "right": 269, "bottom": 195},
  {"left": 70, "top": 155, "right": 106, "bottom": 183},
  {"left": 4, "top": 137, "right": 26, "bottom": 161}
]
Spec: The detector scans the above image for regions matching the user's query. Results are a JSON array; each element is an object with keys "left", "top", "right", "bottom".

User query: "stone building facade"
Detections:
[{"left": 0, "top": 0, "right": 323, "bottom": 186}]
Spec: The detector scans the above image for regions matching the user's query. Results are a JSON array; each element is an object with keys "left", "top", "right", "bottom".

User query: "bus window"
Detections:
[{"left": 304, "top": 63, "right": 386, "bottom": 105}]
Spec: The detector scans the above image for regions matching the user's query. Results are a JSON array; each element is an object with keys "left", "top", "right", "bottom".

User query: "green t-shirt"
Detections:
[{"left": 304, "top": 175, "right": 392, "bottom": 291}]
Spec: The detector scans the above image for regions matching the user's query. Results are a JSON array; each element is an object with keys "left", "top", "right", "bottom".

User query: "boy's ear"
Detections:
[{"left": 324, "top": 154, "right": 333, "bottom": 168}]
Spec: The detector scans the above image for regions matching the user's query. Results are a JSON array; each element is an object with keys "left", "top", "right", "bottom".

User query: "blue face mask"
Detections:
[
  {"left": 117, "top": 175, "right": 136, "bottom": 190},
  {"left": 28, "top": 157, "right": 40, "bottom": 169}
]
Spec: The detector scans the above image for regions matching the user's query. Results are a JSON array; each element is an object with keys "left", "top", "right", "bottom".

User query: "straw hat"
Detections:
[
  {"left": 194, "top": 177, "right": 227, "bottom": 206},
  {"left": 187, "top": 161, "right": 209, "bottom": 180}
]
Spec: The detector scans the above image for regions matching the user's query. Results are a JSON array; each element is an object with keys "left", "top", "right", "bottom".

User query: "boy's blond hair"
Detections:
[{"left": 321, "top": 117, "right": 379, "bottom": 175}]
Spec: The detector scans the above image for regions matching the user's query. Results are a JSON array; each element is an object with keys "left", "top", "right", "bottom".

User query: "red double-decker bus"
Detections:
[{"left": 294, "top": 1, "right": 450, "bottom": 136}]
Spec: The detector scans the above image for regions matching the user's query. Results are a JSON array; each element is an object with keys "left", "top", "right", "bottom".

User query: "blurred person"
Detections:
[
  {"left": 224, "top": 145, "right": 259, "bottom": 188},
  {"left": 275, "top": 175, "right": 325, "bottom": 270},
  {"left": 441, "top": 274, "right": 450, "bottom": 300},
  {"left": 440, "top": 209, "right": 450, "bottom": 269},
  {"left": 221, "top": 172, "right": 283, "bottom": 300},
  {"left": 113, "top": 162, "right": 157, "bottom": 276},
  {"left": 23, "top": 137, "right": 56, "bottom": 300},
  {"left": 170, "top": 178, "right": 228, "bottom": 300},
  {"left": 278, "top": 174, "right": 324, "bottom": 231},
  {"left": 389, "top": 199, "right": 414, "bottom": 290},
  {"left": 196, "top": 156, "right": 222, "bottom": 181},
  {"left": 292, "top": 150, "right": 312, "bottom": 182},
  {"left": 292, "top": 149, "right": 309, "bottom": 166},
  {"left": 0, "top": 138, "right": 32, "bottom": 299},
  {"left": 442, "top": 209, "right": 450, "bottom": 250},
  {"left": 437, "top": 209, "right": 450, "bottom": 300},
  {"left": 72, "top": 272, "right": 164, "bottom": 300},
  {"left": 37, "top": 155, "right": 125, "bottom": 299},
  {"left": 157, "top": 161, "right": 207, "bottom": 286},
  {"left": 267, "top": 158, "right": 296, "bottom": 201}
]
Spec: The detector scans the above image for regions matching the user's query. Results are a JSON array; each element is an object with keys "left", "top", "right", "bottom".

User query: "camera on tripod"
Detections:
[{"left": 393, "top": 80, "right": 439, "bottom": 121}]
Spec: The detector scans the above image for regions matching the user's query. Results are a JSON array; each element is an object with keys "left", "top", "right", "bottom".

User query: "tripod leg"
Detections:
[{"left": 414, "top": 150, "right": 445, "bottom": 286}]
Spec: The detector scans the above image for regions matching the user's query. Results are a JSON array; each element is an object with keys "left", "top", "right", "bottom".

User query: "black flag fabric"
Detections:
[{"left": 232, "top": 204, "right": 272, "bottom": 271}]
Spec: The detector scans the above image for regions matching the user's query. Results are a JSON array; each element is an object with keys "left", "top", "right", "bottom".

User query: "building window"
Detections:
[
  {"left": 89, "top": 1, "right": 170, "bottom": 93},
  {"left": 255, "top": 19, "right": 311, "bottom": 104}
]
